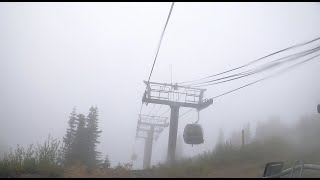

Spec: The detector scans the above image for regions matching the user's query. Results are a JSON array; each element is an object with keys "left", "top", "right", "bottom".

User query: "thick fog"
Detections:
[{"left": 1, "top": 2, "right": 320, "bottom": 169}]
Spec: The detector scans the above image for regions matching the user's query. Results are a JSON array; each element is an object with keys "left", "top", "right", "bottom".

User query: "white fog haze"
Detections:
[{"left": 1, "top": 2, "right": 320, "bottom": 173}]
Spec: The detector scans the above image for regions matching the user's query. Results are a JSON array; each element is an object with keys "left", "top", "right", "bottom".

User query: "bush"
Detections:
[{"left": 0, "top": 135, "right": 64, "bottom": 177}]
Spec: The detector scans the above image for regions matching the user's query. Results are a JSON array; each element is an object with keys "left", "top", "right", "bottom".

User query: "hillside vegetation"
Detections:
[
  {"left": 1, "top": 113, "right": 320, "bottom": 177},
  {"left": 150, "top": 114, "right": 320, "bottom": 178}
]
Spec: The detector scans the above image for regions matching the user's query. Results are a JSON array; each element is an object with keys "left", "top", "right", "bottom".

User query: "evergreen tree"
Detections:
[
  {"left": 63, "top": 106, "right": 103, "bottom": 168},
  {"left": 244, "top": 122, "right": 251, "bottom": 144},
  {"left": 102, "top": 154, "right": 111, "bottom": 168},
  {"left": 72, "top": 113, "right": 89, "bottom": 166},
  {"left": 217, "top": 128, "right": 225, "bottom": 145},
  {"left": 86, "top": 106, "right": 102, "bottom": 167},
  {"left": 63, "top": 107, "right": 77, "bottom": 166},
  {"left": 229, "top": 130, "right": 241, "bottom": 147}
]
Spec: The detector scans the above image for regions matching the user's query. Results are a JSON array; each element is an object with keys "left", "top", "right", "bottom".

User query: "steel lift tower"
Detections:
[
  {"left": 135, "top": 114, "right": 169, "bottom": 169},
  {"left": 142, "top": 81, "right": 213, "bottom": 165}
]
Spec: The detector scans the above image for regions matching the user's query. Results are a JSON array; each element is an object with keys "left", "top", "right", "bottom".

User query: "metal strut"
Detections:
[
  {"left": 191, "top": 109, "right": 200, "bottom": 147},
  {"left": 194, "top": 109, "right": 200, "bottom": 124}
]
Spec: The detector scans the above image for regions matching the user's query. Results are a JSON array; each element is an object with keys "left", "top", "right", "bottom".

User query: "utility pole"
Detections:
[
  {"left": 142, "top": 81, "right": 213, "bottom": 165},
  {"left": 317, "top": 104, "right": 320, "bottom": 114},
  {"left": 135, "top": 114, "right": 168, "bottom": 169}
]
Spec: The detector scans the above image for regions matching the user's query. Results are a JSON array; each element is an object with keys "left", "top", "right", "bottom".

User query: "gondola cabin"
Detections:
[{"left": 183, "top": 124, "right": 204, "bottom": 145}]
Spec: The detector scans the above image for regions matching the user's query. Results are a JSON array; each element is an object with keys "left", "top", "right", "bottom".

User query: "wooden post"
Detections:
[{"left": 242, "top": 129, "right": 244, "bottom": 147}]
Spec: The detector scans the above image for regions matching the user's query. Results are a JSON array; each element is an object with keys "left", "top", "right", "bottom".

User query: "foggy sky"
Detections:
[{"left": 1, "top": 2, "right": 320, "bottom": 169}]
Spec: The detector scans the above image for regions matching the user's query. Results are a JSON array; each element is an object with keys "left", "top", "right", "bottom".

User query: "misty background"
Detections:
[{"left": 0, "top": 2, "right": 320, "bottom": 169}]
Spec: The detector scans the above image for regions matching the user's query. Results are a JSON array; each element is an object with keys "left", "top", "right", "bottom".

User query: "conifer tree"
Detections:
[
  {"left": 217, "top": 128, "right": 225, "bottom": 145},
  {"left": 63, "top": 107, "right": 77, "bottom": 166},
  {"left": 102, "top": 154, "right": 111, "bottom": 168},
  {"left": 72, "top": 113, "right": 89, "bottom": 165},
  {"left": 86, "top": 106, "right": 102, "bottom": 167}
]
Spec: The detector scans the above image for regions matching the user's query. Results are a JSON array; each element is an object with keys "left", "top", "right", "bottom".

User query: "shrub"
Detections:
[{"left": 0, "top": 135, "right": 64, "bottom": 177}]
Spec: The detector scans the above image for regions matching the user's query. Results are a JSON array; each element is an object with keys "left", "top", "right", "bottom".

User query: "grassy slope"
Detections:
[
  {"left": 150, "top": 139, "right": 320, "bottom": 177},
  {"left": 151, "top": 114, "right": 320, "bottom": 177}
]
